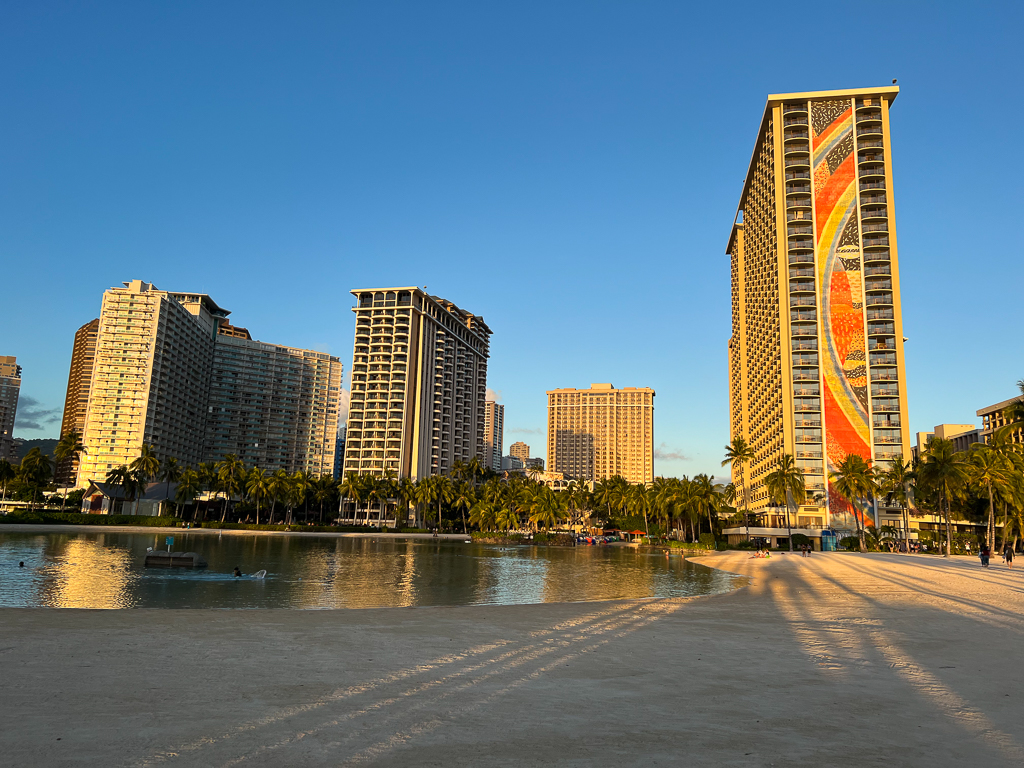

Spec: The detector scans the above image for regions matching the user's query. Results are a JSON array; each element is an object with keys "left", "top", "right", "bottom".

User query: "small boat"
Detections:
[{"left": 144, "top": 551, "right": 208, "bottom": 568}]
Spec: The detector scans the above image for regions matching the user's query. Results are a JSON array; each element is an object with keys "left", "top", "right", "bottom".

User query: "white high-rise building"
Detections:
[
  {"left": 76, "top": 280, "right": 342, "bottom": 486},
  {"left": 343, "top": 287, "right": 491, "bottom": 480}
]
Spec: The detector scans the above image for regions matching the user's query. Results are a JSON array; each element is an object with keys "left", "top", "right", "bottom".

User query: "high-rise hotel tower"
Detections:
[
  {"left": 727, "top": 87, "right": 910, "bottom": 531},
  {"left": 342, "top": 288, "right": 491, "bottom": 480}
]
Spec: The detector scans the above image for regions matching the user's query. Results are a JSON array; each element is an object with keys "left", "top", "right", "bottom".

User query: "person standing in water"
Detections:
[{"left": 233, "top": 566, "right": 243, "bottom": 577}]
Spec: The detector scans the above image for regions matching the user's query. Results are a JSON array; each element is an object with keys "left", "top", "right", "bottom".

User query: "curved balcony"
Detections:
[
  {"left": 866, "top": 278, "right": 893, "bottom": 293},
  {"left": 856, "top": 109, "right": 882, "bottom": 123},
  {"left": 787, "top": 196, "right": 812, "bottom": 210},
  {"left": 859, "top": 165, "right": 886, "bottom": 179},
  {"left": 788, "top": 252, "right": 814, "bottom": 265},
  {"left": 784, "top": 128, "right": 809, "bottom": 140},
  {"left": 867, "top": 322, "right": 895, "bottom": 335},
  {"left": 789, "top": 281, "right": 816, "bottom": 295},
  {"left": 786, "top": 182, "right": 811, "bottom": 195},
  {"left": 863, "top": 222, "right": 889, "bottom": 235},
  {"left": 787, "top": 211, "right": 812, "bottom": 223},
  {"left": 789, "top": 266, "right": 814, "bottom": 278},
  {"left": 865, "top": 292, "right": 894, "bottom": 306},
  {"left": 861, "top": 206, "right": 887, "bottom": 220},
  {"left": 785, "top": 169, "right": 811, "bottom": 181}
]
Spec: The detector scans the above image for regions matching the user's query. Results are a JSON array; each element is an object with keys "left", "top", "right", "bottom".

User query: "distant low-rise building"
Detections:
[
  {"left": 979, "top": 396, "right": 1024, "bottom": 446},
  {"left": 913, "top": 423, "right": 980, "bottom": 460}
]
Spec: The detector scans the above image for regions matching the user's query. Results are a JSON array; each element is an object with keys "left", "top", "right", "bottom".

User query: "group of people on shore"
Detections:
[{"left": 978, "top": 544, "right": 1015, "bottom": 569}]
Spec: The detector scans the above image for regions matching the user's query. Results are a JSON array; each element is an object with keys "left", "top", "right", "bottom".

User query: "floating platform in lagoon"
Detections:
[{"left": 144, "top": 552, "right": 207, "bottom": 568}]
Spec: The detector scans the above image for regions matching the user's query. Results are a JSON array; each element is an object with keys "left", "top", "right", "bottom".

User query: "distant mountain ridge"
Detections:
[{"left": 16, "top": 438, "right": 58, "bottom": 462}]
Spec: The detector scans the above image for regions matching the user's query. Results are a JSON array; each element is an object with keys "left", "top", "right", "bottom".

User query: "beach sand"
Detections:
[{"left": 2, "top": 551, "right": 1022, "bottom": 767}]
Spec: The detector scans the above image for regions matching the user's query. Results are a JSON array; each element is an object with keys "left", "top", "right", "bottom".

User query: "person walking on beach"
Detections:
[
  {"left": 980, "top": 544, "right": 991, "bottom": 568},
  {"left": 1004, "top": 544, "right": 1014, "bottom": 569}
]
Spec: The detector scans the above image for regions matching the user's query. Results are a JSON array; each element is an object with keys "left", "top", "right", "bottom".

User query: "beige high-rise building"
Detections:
[
  {"left": 509, "top": 441, "right": 529, "bottom": 464},
  {"left": 483, "top": 401, "right": 504, "bottom": 472},
  {"left": 56, "top": 319, "right": 99, "bottom": 484},
  {"left": 0, "top": 356, "right": 21, "bottom": 462},
  {"left": 203, "top": 324, "right": 342, "bottom": 475},
  {"left": 727, "top": 87, "right": 911, "bottom": 532},
  {"left": 76, "top": 281, "right": 225, "bottom": 485},
  {"left": 546, "top": 384, "right": 654, "bottom": 484},
  {"left": 343, "top": 287, "right": 491, "bottom": 480},
  {"left": 76, "top": 280, "right": 342, "bottom": 487}
]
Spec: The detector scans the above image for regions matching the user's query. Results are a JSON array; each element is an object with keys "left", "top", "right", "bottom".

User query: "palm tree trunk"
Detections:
[
  {"left": 943, "top": 489, "right": 952, "bottom": 557},
  {"left": 987, "top": 482, "right": 995, "bottom": 551}
]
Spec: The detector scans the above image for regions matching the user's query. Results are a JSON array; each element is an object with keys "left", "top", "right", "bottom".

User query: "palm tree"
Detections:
[
  {"left": 627, "top": 483, "right": 652, "bottom": 537},
  {"left": 19, "top": 448, "right": 53, "bottom": 512},
  {"left": 338, "top": 472, "right": 364, "bottom": 522},
  {"left": 691, "top": 474, "right": 722, "bottom": 544},
  {"left": 246, "top": 467, "right": 271, "bottom": 525},
  {"left": 528, "top": 486, "right": 563, "bottom": 530},
  {"left": 175, "top": 468, "right": 201, "bottom": 517},
  {"left": 496, "top": 505, "right": 519, "bottom": 533},
  {"left": 158, "top": 457, "right": 181, "bottom": 517},
  {"left": 0, "top": 458, "right": 14, "bottom": 505},
  {"left": 877, "top": 457, "right": 915, "bottom": 553},
  {"left": 130, "top": 444, "right": 161, "bottom": 489},
  {"left": 469, "top": 498, "right": 498, "bottom": 531},
  {"left": 396, "top": 477, "right": 417, "bottom": 528},
  {"left": 197, "top": 462, "right": 218, "bottom": 521},
  {"left": 829, "top": 453, "right": 875, "bottom": 552},
  {"left": 268, "top": 469, "right": 291, "bottom": 524},
  {"left": 968, "top": 444, "right": 1014, "bottom": 550},
  {"left": 722, "top": 436, "right": 755, "bottom": 540},
  {"left": 105, "top": 464, "right": 140, "bottom": 514},
  {"left": 312, "top": 474, "right": 336, "bottom": 524},
  {"left": 53, "top": 430, "right": 86, "bottom": 507},
  {"left": 451, "top": 481, "right": 476, "bottom": 534},
  {"left": 917, "top": 437, "right": 970, "bottom": 557},
  {"left": 288, "top": 471, "right": 312, "bottom": 525},
  {"left": 216, "top": 454, "right": 245, "bottom": 522},
  {"left": 766, "top": 454, "right": 806, "bottom": 552}
]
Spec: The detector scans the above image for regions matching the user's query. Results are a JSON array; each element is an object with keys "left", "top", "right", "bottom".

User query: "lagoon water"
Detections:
[{"left": 0, "top": 531, "right": 741, "bottom": 609}]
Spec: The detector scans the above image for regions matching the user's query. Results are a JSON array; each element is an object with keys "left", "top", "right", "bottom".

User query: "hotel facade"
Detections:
[
  {"left": 727, "top": 87, "right": 911, "bottom": 533},
  {"left": 483, "top": 400, "right": 504, "bottom": 472},
  {"left": 546, "top": 384, "right": 655, "bottom": 484},
  {"left": 75, "top": 280, "right": 341, "bottom": 486},
  {"left": 0, "top": 356, "right": 21, "bottom": 463},
  {"left": 342, "top": 287, "right": 491, "bottom": 480}
]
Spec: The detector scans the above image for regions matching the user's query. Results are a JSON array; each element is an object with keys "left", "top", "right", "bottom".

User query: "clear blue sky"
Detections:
[{"left": 2, "top": 1, "right": 1022, "bottom": 477}]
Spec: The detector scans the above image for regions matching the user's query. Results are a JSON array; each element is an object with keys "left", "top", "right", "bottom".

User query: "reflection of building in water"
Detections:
[{"left": 37, "top": 536, "right": 135, "bottom": 608}]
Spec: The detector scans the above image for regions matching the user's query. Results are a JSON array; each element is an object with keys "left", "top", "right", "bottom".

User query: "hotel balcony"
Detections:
[
  {"left": 791, "top": 309, "right": 817, "bottom": 322},
  {"left": 787, "top": 224, "right": 813, "bottom": 236},
  {"left": 864, "top": 264, "right": 890, "bottom": 276},
  {"left": 787, "top": 197, "right": 812, "bottom": 212},
  {"left": 870, "top": 368, "right": 899, "bottom": 382},
  {"left": 791, "top": 338, "right": 817, "bottom": 351},
  {"left": 786, "top": 182, "right": 811, "bottom": 195},
  {"left": 793, "top": 383, "right": 820, "bottom": 396},
  {"left": 868, "top": 337, "right": 896, "bottom": 351},
  {"left": 872, "top": 382, "right": 899, "bottom": 396},
  {"left": 860, "top": 179, "right": 886, "bottom": 192},
  {"left": 789, "top": 266, "right": 814, "bottom": 278},
  {"left": 789, "top": 280, "right": 815, "bottom": 294},
  {"left": 861, "top": 207, "right": 887, "bottom": 221},
  {"left": 859, "top": 165, "right": 885, "bottom": 179},
  {"left": 866, "top": 277, "right": 892, "bottom": 291},
  {"left": 865, "top": 292, "right": 893, "bottom": 306},
  {"left": 870, "top": 351, "right": 897, "bottom": 366},
  {"left": 785, "top": 169, "right": 811, "bottom": 181},
  {"left": 792, "top": 352, "right": 818, "bottom": 366},
  {"left": 788, "top": 252, "right": 814, "bottom": 265}
]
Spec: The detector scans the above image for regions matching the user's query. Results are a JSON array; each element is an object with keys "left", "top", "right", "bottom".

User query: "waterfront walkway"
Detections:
[{"left": 2, "top": 552, "right": 1023, "bottom": 766}]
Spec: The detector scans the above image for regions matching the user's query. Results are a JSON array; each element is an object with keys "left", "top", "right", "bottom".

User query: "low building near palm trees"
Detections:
[{"left": 80, "top": 480, "right": 181, "bottom": 516}]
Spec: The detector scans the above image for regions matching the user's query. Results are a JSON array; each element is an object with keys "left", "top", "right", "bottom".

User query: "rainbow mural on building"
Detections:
[{"left": 811, "top": 99, "right": 874, "bottom": 531}]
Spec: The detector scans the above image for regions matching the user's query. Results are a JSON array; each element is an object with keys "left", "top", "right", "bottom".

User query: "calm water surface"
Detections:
[{"left": 0, "top": 531, "right": 742, "bottom": 609}]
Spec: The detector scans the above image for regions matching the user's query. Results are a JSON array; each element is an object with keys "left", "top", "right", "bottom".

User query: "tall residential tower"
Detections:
[
  {"left": 56, "top": 319, "right": 99, "bottom": 485},
  {"left": 342, "top": 288, "right": 491, "bottom": 480},
  {"left": 727, "top": 87, "right": 910, "bottom": 531},
  {"left": 0, "top": 356, "right": 21, "bottom": 462},
  {"left": 483, "top": 400, "right": 504, "bottom": 472},
  {"left": 546, "top": 384, "right": 655, "bottom": 484}
]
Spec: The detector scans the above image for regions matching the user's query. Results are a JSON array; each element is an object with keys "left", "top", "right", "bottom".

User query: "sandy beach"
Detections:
[{"left": 2, "top": 551, "right": 1023, "bottom": 767}]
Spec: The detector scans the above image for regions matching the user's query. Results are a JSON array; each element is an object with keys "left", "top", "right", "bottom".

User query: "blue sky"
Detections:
[{"left": 2, "top": 1, "right": 1022, "bottom": 476}]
